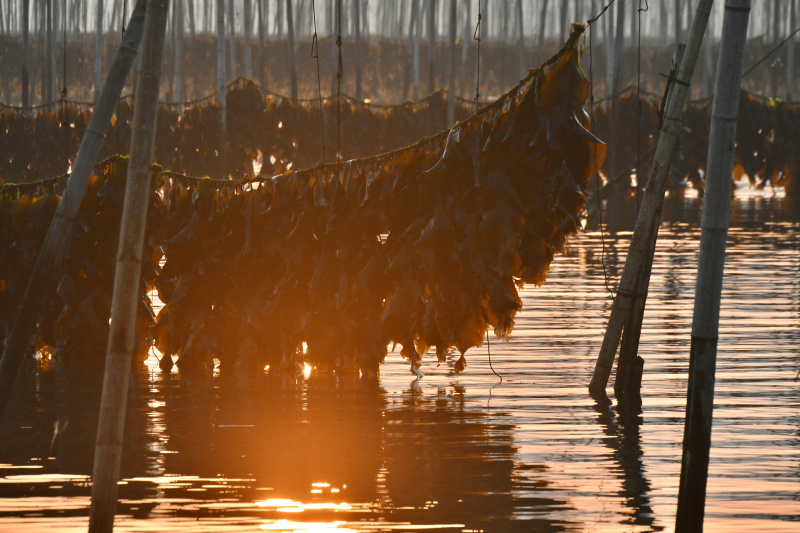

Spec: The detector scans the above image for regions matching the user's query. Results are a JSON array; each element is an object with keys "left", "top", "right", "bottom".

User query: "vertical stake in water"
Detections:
[
  {"left": 286, "top": 0, "right": 298, "bottom": 100},
  {"left": 446, "top": 0, "right": 457, "bottom": 125},
  {"left": 217, "top": 0, "right": 227, "bottom": 178},
  {"left": 88, "top": 0, "right": 170, "bottom": 531},
  {"left": 0, "top": 0, "right": 148, "bottom": 417},
  {"left": 675, "top": 1, "right": 751, "bottom": 529},
  {"left": 589, "top": 0, "right": 714, "bottom": 396}
]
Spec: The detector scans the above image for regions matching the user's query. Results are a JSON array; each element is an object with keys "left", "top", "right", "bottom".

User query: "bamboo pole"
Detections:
[
  {"left": 244, "top": 0, "right": 253, "bottom": 79},
  {"left": 445, "top": 0, "right": 456, "bottom": 125},
  {"left": 174, "top": 0, "right": 185, "bottom": 103},
  {"left": 353, "top": 0, "right": 362, "bottom": 100},
  {"left": 675, "top": 2, "right": 751, "bottom": 529},
  {"left": 403, "top": 0, "right": 419, "bottom": 100},
  {"left": 516, "top": 0, "right": 524, "bottom": 76},
  {"left": 537, "top": 0, "right": 549, "bottom": 62},
  {"left": 87, "top": 1, "right": 169, "bottom": 531},
  {"left": 0, "top": 0, "right": 147, "bottom": 418},
  {"left": 605, "top": 0, "right": 626, "bottom": 231},
  {"left": 589, "top": 0, "right": 714, "bottom": 396},
  {"left": 413, "top": 0, "right": 421, "bottom": 100},
  {"left": 187, "top": 0, "right": 196, "bottom": 37},
  {"left": 217, "top": 0, "right": 227, "bottom": 177},
  {"left": 427, "top": 0, "right": 436, "bottom": 94},
  {"left": 789, "top": 0, "right": 796, "bottom": 101},
  {"left": 285, "top": 0, "right": 297, "bottom": 99},
  {"left": 228, "top": 0, "right": 237, "bottom": 80},
  {"left": 22, "top": 0, "right": 30, "bottom": 106},
  {"left": 94, "top": 0, "right": 103, "bottom": 99},
  {"left": 258, "top": 0, "right": 266, "bottom": 90}
]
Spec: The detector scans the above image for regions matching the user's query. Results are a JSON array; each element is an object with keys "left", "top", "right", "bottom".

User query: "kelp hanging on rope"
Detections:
[
  {"left": 592, "top": 88, "right": 800, "bottom": 197},
  {"left": 0, "top": 81, "right": 472, "bottom": 182},
  {"left": 0, "top": 27, "right": 604, "bottom": 374}
]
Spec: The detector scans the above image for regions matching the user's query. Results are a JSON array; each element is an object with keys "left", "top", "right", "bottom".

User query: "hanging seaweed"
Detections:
[{"left": 1, "top": 27, "right": 604, "bottom": 376}]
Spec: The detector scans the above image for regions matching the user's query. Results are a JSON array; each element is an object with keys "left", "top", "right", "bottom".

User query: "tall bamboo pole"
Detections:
[
  {"left": 445, "top": 0, "right": 456, "bottom": 124},
  {"left": 788, "top": 0, "right": 796, "bottom": 100},
  {"left": 244, "top": 0, "right": 253, "bottom": 79},
  {"left": 87, "top": 1, "right": 169, "bottom": 531},
  {"left": 286, "top": 0, "right": 297, "bottom": 99},
  {"left": 353, "top": 0, "right": 362, "bottom": 100},
  {"left": 403, "top": 0, "right": 419, "bottom": 100},
  {"left": 413, "top": 0, "right": 421, "bottom": 100},
  {"left": 537, "top": 0, "right": 549, "bottom": 61},
  {"left": 45, "top": 0, "right": 53, "bottom": 103},
  {"left": 0, "top": 0, "right": 147, "bottom": 418},
  {"left": 675, "top": 1, "right": 751, "bottom": 529},
  {"left": 606, "top": 0, "right": 626, "bottom": 226},
  {"left": 589, "top": 0, "right": 714, "bottom": 395},
  {"left": 771, "top": 0, "right": 779, "bottom": 96},
  {"left": 427, "top": 0, "right": 436, "bottom": 94},
  {"left": 22, "top": 0, "right": 30, "bottom": 106},
  {"left": 228, "top": 0, "right": 237, "bottom": 80},
  {"left": 516, "top": 0, "right": 524, "bottom": 76},
  {"left": 258, "top": 0, "right": 267, "bottom": 90},
  {"left": 96, "top": 0, "right": 105, "bottom": 100},
  {"left": 187, "top": 0, "right": 196, "bottom": 37},
  {"left": 217, "top": 0, "right": 227, "bottom": 177},
  {"left": 174, "top": 0, "right": 185, "bottom": 103}
]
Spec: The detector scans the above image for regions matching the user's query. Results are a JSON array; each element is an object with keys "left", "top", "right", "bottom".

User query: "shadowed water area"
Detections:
[{"left": 1, "top": 186, "right": 798, "bottom": 532}]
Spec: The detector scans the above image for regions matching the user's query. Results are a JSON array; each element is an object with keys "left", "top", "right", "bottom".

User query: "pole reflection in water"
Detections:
[{"left": 0, "top": 188, "right": 799, "bottom": 532}]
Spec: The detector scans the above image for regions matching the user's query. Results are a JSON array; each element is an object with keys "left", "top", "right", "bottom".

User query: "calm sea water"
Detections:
[{"left": 1, "top": 186, "right": 798, "bottom": 532}]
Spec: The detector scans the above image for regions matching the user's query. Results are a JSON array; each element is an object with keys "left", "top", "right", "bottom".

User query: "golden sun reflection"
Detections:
[
  {"left": 254, "top": 499, "right": 352, "bottom": 512},
  {"left": 259, "top": 520, "right": 354, "bottom": 532},
  {"left": 303, "top": 363, "right": 312, "bottom": 379}
]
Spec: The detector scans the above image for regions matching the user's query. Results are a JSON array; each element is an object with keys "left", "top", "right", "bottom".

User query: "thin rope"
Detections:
[
  {"left": 742, "top": 25, "right": 800, "bottom": 79},
  {"left": 588, "top": 23, "right": 615, "bottom": 299},
  {"left": 586, "top": 0, "right": 618, "bottom": 27},
  {"left": 473, "top": 0, "right": 482, "bottom": 113},
  {"left": 336, "top": 0, "right": 343, "bottom": 178},
  {"left": 311, "top": 0, "right": 326, "bottom": 163},
  {"left": 486, "top": 331, "right": 502, "bottom": 382},
  {"left": 13, "top": 24, "right": 591, "bottom": 191}
]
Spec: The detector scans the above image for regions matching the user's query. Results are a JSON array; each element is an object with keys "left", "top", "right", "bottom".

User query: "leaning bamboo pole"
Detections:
[
  {"left": 675, "top": 1, "right": 751, "bottom": 528},
  {"left": 0, "top": 0, "right": 147, "bottom": 418},
  {"left": 589, "top": 0, "right": 714, "bottom": 396},
  {"left": 88, "top": 0, "right": 170, "bottom": 531}
]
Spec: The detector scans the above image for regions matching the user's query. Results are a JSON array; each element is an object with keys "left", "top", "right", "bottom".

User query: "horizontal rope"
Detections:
[{"left": 3, "top": 27, "right": 587, "bottom": 192}]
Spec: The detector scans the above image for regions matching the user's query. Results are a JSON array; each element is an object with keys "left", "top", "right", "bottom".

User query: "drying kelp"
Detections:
[
  {"left": 1, "top": 28, "right": 604, "bottom": 374},
  {"left": 0, "top": 158, "right": 163, "bottom": 363},
  {"left": 592, "top": 88, "right": 800, "bottom": 197},
  {"left": 149, "top": 30, "right": 603, "bottom": 374},
  {"left": 1, "top": 81, "right": 471, "bottom": 184}
]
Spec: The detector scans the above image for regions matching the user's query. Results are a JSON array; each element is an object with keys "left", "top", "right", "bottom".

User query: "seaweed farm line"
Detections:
[{"left": 1, "top": 184, "right": 799, "bottom": 532}]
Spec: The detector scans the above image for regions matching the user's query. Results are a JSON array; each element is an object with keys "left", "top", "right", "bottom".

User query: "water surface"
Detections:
[{"left": 1, "top": 188, "right": 798, "bottom": 532}]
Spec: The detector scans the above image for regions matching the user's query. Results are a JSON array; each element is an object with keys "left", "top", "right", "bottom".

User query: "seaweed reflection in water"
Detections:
[{"left": 1, "top": 363, "right": 575, "bottom": 531}]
